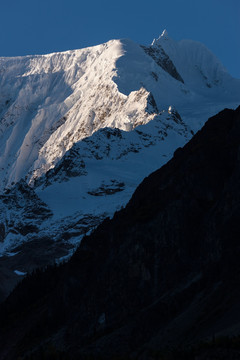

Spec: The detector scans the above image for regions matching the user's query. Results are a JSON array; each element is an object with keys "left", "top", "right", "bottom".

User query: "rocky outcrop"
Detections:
[
  {"left": 0, "top": 180, "right": 52, "bottom": 237},
  {"left": 142, "top": 44, "right": 184, "bottom": 83}
]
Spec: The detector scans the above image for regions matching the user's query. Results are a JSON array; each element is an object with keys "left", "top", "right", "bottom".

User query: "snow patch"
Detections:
[{"left": 14, "top": 270, "right": 27, "bottom": 276}]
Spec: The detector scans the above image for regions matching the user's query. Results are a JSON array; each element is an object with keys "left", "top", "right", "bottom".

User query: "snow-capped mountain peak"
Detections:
[
  {"left": 150, "top": 31, "right": 233, "bottom": 94},
  {"left": 161, "top": 29, "right": 169, "bottom": 37},
  {"left": 151, "top": 29, "right": 169, "bottom": 45},
  {"left": 0, "top": 33, "right": 239, "bottom": 290},
  {"left": 0, "top": 33, "right": 239, "bottom": 191}
]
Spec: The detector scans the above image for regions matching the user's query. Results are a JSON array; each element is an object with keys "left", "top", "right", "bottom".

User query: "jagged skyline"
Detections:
[{"left": 0, "top": 0, "right": 239, "bottom": 78}]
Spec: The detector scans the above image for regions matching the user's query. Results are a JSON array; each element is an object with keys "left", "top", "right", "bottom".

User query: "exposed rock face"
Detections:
[
  {"left": 142, "top": 44, "right": 184, "bottom": 83},
  {"left": 0, "top": 180, "right": 52, "bottom": 241},
  {"left": 0, "top": 181, "right": 53, "bottom": 302},
  {"left": 1, "top": 106, "right": 240, "bottom": 360}
]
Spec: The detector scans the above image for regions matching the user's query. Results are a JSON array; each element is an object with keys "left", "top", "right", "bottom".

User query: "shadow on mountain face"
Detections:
[{"left": 0, "top": 106, "right": 240, "bottom": 360}]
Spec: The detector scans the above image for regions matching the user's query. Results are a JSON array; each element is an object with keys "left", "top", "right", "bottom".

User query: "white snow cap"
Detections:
[
  {"left": 168, "top": 105, "right": 175, "bottom": 114},
  {"left": 161, "top": 29, "right": 168, "bottom": 38},
  {"left": 151, "top": 29, "right": 169, "bottom": 46}
]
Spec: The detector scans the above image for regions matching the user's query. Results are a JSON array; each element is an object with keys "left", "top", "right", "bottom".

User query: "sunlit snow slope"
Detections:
[{"left": 0, "top": 30, "right": 239, "bottom": 191}]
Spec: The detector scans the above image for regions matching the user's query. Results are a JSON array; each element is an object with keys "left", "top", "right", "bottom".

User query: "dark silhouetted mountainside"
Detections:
[{"left": 1, "top": 106, "right": 240, "bottom": 360}]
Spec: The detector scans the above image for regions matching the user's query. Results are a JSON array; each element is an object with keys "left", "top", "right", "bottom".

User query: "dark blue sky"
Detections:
[{"left": 1, "top": 0, "right": 239, "bottom": 78}]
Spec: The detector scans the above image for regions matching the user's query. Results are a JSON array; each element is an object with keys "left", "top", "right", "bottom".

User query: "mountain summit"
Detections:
[{"left": 151, "top": 28, "right": 169, "bottom": 44}]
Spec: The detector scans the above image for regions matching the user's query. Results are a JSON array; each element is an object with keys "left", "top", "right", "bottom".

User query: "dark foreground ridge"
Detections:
[{"left": 1, "top": 106, "right": 240, "bottom": 359}]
